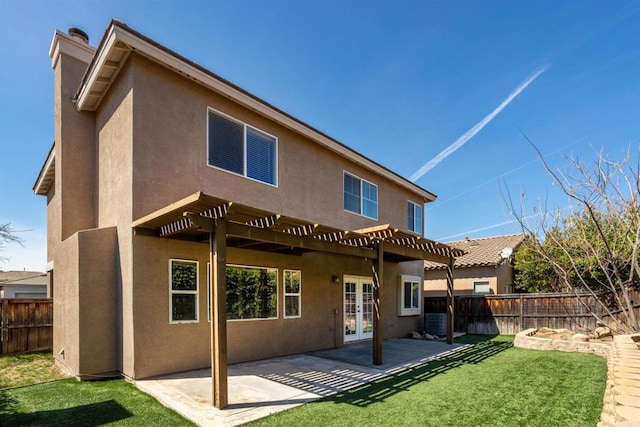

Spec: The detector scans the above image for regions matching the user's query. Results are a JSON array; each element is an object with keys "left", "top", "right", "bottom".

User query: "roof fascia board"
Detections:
[
  {"left": 75, "top": 26, "right": 122, "bottom": 109},
  {"left": 77, "top": 24, "right": 435, "bottom": 201},
  {"left": 33, "top": 145, "right": 56, "bottom": 195}
]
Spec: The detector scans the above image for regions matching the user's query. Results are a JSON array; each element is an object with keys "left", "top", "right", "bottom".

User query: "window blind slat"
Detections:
[{"left": 208, "top": 111, "right": 244, "bottom": 175}]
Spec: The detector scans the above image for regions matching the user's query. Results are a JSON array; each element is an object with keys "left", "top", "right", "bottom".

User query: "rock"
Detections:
[
  {"left": 424, "top": 333, "right": 435, "bottom": 340},
  {"left": 594, "top": 326, "right": 612, "bottom": 339},
  {"left": 411, "top": 331, "right": 422, "bottom": 339},
  {"left": 537, "top": 327, "right": 555, "bottom": 334},
  {"left": 553, "top": 328, "right": 571, "bottom": 335},
  {"left": 571, "top": 333, "right": 590, "bottom": 342}
]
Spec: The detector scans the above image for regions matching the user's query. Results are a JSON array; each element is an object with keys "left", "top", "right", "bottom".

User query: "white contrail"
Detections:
[{"left": 409, "top": 67, "right": 548, "bottom": 182}]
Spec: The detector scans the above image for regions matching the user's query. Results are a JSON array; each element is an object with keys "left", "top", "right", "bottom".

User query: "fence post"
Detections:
[
  {"left": 519, "top": 294, "right": 524, "bottom": 332},
  {"left": 1, "top": 299, "right": 8, "bottom": 355}
]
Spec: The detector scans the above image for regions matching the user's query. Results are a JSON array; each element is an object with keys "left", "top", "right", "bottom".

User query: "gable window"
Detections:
[
  {"left": 408, "top": 201, "right": 423, "bottom": 234},
  {"left": 398, "top": 274, "right": 421, "bottom": 316},
  {"left": 207, "top": 109, "right": 277, "bottom": 186},
  {"left": 474, "top": 281, "right": 491, "bottom": 295},
  {"left": 343, "top": 172, "right": 378, "bottom": 219},
  {"left": 284, "top": 270, "right": 301, "bottom": 318},
  {"left": 170, "top": 259, "right": 199, "bottom": 323},
  {"left": 227, "top": 265, "right": 278, "bottom": 320}
]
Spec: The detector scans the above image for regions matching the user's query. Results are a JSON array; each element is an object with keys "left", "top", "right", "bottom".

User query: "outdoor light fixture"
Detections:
[{"left": 332, "top": 275, "right": 340, "bottom": 284}]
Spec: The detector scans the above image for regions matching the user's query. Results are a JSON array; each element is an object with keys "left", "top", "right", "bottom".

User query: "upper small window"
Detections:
[
  {"left": 284, "top": 270, "right": 301, "bottom": 318},
  {"left": 207, "top": 109, "right": 277, "bottom": 186},
  {"left": 343, "top": 172, "right": 378, "bottom": 220},
  {"left": 408, "top": 201, "right": 423, "bottom": 234}
]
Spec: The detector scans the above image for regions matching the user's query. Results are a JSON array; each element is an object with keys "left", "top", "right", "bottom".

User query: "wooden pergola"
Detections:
[{"left": 132, "top": 191, "right": 464, "bottom": 409}]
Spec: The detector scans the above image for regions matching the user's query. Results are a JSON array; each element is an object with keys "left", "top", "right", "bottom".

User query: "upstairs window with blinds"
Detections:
[
  {"left": 343, "top": 172, "right": 378, "bottom": 220},
  {"left": 207, "top": 109, "right": 277, "bottom": 186},
  {"left": 408, "top": 201, "right": 423, "bottom": 234}
]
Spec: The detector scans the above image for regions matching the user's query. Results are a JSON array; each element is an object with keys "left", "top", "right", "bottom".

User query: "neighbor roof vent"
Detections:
[{"left": 68, "top": 27, "right": 89, "bottom": 44}]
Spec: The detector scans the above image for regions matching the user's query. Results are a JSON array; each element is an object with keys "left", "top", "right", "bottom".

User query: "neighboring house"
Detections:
[
  {"left": 0, "top": 272, "right": 47, "bottom": 298},
  {"left": 33, "top": 21, "right": 462, "bottom": 407},
  {"left": 424, "top": 234, "right": 527, "bottom": 297}
]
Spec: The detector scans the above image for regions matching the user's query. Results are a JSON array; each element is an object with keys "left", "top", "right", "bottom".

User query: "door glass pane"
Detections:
[
  {"left": 345, "top": 282, "right": 357, "bottom": 336},
  {"left": 361, "top": 283, "right": 373, "bottom": 334}
]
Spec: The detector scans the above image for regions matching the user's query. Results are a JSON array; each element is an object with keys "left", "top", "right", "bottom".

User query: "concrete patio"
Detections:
[{"left": 136, "top": 337, "right": 467, "bottom": 426}]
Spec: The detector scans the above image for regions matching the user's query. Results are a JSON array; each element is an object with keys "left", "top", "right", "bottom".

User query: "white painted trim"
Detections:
[
  {"left": 283, "top": 269, "right": 302, "bottom": 319},
  {"left": 343, "top": 275, "right": 374, "bottom": 342},
  {"left": 398, "top": 274, "right": 422, "bottom": 316},
  {"left": 49, "top": 30, "right": 95, "bottom": 69},
  {"left": 33, "top": 147, "right": 56, "bottom": 196},
  {"left": 407, "top": 200, "right": 424, "bottom": 235}
]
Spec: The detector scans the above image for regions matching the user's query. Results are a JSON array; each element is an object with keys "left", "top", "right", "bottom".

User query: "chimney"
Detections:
[{"left": 68, "top": 27, "right": 89, "bottom": 44}]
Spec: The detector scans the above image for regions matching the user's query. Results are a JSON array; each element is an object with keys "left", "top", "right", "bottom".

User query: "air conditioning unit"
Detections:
[{"left": 424, "top": 313, "right": 447, "bottom": 336}]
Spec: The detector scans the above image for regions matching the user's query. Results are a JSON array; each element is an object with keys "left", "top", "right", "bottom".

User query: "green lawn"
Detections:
[
  {"left": 0, "top": 336, "right": 607, "bottom": 426},
  {"left": 0, "top": 352, "right": 66, "bottom": 388},
  {"left": 249, "top": 335, "right": 607, "bottom": 427},
  {"left": 0, "top": 378, "right": 194, "bottom": 426}
]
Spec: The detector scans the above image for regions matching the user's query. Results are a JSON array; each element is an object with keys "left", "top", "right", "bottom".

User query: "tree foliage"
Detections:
[{"left": 508, "top": 141, "right": 639, "bottom": 333}]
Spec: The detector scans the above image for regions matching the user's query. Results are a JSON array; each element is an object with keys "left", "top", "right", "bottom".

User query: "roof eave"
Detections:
[
  {"left": 75, "top": 21, "right": 436, "bottom": 202},
  {"left": 33, "top": 144, "right": 56, "bottom": 196}
]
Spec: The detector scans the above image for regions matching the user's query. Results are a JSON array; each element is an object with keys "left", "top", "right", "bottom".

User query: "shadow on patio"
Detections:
[{"left": 136, "top": 335, "right": 512, "bottom": 426}]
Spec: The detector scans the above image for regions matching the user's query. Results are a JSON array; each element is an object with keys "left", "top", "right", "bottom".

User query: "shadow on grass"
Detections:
[
  {"left": 329, "top": 335, "right": 512, "bottom": 408},
  {"left": 0, "top": 397, "right": 132, "bottom": 426}
]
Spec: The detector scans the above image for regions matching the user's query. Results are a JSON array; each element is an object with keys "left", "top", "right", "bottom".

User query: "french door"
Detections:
[{"left": 344, "top": 276, "right": 374, "bottom": 343}]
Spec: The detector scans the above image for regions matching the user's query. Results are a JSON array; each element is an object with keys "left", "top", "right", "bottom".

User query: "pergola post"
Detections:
[
  {"left": 446, "top": 256, "right": 455, "bottom": 344},
  {"left": 373, "top": 241, "right": 384, "bottom": 365},
  {"left": 210, "top": 219, "right": 228, "bottom": 409}
]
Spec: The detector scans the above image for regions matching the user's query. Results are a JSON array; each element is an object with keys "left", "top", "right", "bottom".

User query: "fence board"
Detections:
[
  {"left": 425, "top": 289, "right": 640, "bottom": 335},
  {"left": 0, "top": 298, "right": 53, "bottom": 355}
]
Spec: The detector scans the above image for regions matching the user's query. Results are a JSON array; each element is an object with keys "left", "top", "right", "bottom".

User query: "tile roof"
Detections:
[{"left": 424, "top": 233, "right": 527, "bottom": 270}]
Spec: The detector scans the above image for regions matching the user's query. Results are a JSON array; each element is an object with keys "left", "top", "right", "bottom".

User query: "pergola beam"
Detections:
[
  {"left": 383, "top": 241, "right": 452, "bottom": 264},
  {"left": 227, "top": 222, "right": 377, "bottom": 260}
]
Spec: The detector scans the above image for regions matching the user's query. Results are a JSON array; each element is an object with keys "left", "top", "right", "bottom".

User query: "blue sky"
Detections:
[{"left": 1, "top": 1, "right": 639, "bottom": 271}]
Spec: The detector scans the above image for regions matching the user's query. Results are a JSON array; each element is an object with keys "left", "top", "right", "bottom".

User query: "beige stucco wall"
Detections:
[
  {"left": 424, "top": 264, "right": 515, "bottom": 297},
  {"left": 53, "top": 227, "right": 118, "bottom": 378},
  {"left": 95, "top": 59, "right": 134, "bottom": 377},
  {"left": 54, "top": 54, "right": 96, "bottom": 241},
  {"left": 129, "top": 55, "right": 423, "bottom": 232},
  {"left": 48, "top": 43, "right": 432, "bottom": 380},
  {"left": 131, "top": 233, "right": 425, "bottom": 378}
]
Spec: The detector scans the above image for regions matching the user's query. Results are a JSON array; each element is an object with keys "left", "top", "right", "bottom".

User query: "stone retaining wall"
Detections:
[{"left": 514, "top": 328, "right": 612, "bottom": 358}]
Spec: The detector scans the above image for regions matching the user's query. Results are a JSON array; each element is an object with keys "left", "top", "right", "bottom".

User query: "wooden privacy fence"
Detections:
[
  {"left": 424, "top": 290, "right": 640, "bottom": 335},
  {"left": 0, "top": 298, "right": 53, "bottom": 355}
]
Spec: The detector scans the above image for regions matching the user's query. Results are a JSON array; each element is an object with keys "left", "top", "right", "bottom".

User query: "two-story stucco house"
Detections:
[{"left": 33, "top": 20, "right": 462, "bottom": 408}]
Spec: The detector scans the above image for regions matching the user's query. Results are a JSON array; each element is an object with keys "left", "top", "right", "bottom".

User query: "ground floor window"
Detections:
[
  {"left": 473, "top": 281, "right": 491, "bottom": 295},
  {"left": 170, "top": 259, "right": 199, "bottom": 323},
  {"left": 284, "top": 270, "right": 301, "bottom": 318},
  {"left": 227, "top": 265, "right": 278, "bottom": 320},
  {"left": 399, "top": 274, "right": 421, "bottom": 316}
]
